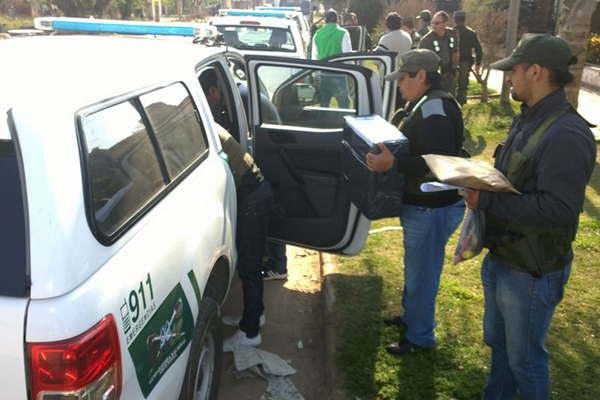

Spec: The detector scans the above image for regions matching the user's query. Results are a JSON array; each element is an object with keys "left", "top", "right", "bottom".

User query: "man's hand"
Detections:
[
  {"left": 474, "top": 64, "right": 481, "bottom": 75},
  {"left": 463, "top": 190, "right": 480, "bottom": 209},
  {"left": 366, "top": 143, "right": 395, "bottom": 172}
]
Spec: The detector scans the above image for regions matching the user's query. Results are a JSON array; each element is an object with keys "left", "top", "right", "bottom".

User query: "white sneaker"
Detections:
[
  {"left": 221, "top": 313, "right": 265, "bottom": 327},
  {"left": 223, "top": 330, "right": 262, "bottom": 352},
  {"left": 262, "top": 270, "right": 288, "bottom": 281}
]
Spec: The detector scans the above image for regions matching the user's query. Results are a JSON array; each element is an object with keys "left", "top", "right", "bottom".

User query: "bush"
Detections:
[{"left": 588, "top": 34, "right": 600, "bottom": 65}]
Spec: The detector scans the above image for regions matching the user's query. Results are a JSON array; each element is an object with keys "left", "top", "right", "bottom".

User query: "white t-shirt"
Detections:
[{"left": 374, "top": 29, "right": 412, "bottom": 56}]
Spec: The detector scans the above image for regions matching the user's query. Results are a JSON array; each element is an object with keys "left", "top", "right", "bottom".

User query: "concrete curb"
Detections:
[{"left": 319, "top": 251, "right": 346, "bottom": 400}]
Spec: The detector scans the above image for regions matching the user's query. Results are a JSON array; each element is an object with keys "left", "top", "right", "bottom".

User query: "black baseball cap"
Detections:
[{"left": 491, "top": 33, "right": 577, "bottom": 71}]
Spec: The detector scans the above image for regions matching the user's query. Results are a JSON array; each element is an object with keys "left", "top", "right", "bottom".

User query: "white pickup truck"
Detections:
[{"left": 1, "top": 33, "right": 397, "bottom": 399}]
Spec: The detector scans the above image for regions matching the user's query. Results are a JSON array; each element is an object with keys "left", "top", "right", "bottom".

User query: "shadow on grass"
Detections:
[{"left": 331, "top": 273, "right": 384, "bottom": 398}]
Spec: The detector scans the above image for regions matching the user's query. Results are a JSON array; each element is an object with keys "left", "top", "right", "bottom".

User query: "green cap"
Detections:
[
  {"left": 385, "top": 49, "right": 440, "bottom": 81},
  {"left": 490, "top": 33, "right": 577, "bottom": 71},
  {"left": 416, "top": 9, "right": 432, "bottom": 21}
]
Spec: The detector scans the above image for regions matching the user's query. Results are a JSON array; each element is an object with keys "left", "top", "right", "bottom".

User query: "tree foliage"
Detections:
[
  {"left": 52, "top": 0, "right": 112, "bottom": 17},
  {"left": 463, "top": 0, "right": 507, "bottom": 102}
]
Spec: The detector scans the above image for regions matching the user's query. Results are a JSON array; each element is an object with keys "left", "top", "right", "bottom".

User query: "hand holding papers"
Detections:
[
  {"left": 419, "top": 155, "right": 520, "bottom": 265},
  {"left": 420, "top": 154, "right": 520, "bottom": 194}
]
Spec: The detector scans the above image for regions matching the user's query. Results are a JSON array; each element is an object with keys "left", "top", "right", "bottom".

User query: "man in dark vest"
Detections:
[
  {"left": 366, "top": 49, "right": 465, "bottom": 356},
  {"left": 419, "top": 11, "right": 458, "bottom": 95},
  {"left": 453, "top": 10, "right": 482, "bottom": 105},
  {"left": 464, "top": 34, "right": 596, "bottom": 399}
]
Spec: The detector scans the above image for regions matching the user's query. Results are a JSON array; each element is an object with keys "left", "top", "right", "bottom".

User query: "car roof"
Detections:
[
  {"left": 1, "top": 35, "right": 223, "bottom": 121},
  {"left": 209, "top": 16, "right": 297, "bottom": 29}
]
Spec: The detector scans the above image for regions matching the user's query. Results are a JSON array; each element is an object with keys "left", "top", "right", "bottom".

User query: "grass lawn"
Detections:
[{"left": 333, "top": 92, "right": 600, "bottom": 399}]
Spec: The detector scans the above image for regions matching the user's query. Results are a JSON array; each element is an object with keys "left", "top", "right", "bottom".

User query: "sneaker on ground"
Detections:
[
  {"left": 262, "top": 270, "right": 288, "bottom": 281},
  {"left": 221, "top": 313, "right": 266, "bottom": 327},
  {"left": 223, "top": 330, "right": 262, "bottom": 352}
]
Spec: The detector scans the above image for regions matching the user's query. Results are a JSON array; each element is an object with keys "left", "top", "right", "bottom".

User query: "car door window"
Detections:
[
  {"left": 81, "top": 101, "right": 166, "bottom": 237},
  {"left": 348, "top": 59, "right": 386, "bottom": 92},
  {"left": 139, "top": 83, "right": 208, "bottom": 179},
  {"left": 257, "top": 65, "right": 357, "bottom": 129}
]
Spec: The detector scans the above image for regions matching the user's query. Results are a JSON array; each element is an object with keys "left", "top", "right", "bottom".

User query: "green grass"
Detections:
[{"left": 334, "top": 95, "right": 600, "bottom": 400}]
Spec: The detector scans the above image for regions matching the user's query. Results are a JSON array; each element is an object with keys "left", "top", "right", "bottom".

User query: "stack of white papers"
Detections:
[{"left": 344, "top": 114, "right": 407, "bottom": 146}]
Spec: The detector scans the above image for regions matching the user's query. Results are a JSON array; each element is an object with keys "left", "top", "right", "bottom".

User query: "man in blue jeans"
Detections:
[
  {"left": 367, "top": 49, "right": 465, "bottom": 355},
  {"left": 464, "top": 34, "right": 596, "bottom": 399}
]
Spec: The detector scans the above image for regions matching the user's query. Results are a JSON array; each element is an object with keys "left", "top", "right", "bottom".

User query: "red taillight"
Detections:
[{"left": 28, "top": 315, "right": 122, "bottom": 400}]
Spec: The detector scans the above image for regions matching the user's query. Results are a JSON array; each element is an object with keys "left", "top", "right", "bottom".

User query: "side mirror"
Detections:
[{"left": 295, "top": 83, "right": 317, "bottom": 104}]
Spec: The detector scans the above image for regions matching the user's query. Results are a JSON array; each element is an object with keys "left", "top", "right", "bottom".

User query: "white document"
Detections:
[
  {"left": 420, "top": 181, "right": 472, "bottom": 193},
  {"left": 344, "top": 114, "right": 407, "bottom": 146}
]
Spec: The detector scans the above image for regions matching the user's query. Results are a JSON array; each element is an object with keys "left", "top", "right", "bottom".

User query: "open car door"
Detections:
[
  {"left": 244, "top": 55, "right": 382, "bottom": 255},
  {"left": 326, "top": 51, "right": 397, "bottom": 121},
  {"left": 343, "top": 25, "right": 367, "bottom": 52}
]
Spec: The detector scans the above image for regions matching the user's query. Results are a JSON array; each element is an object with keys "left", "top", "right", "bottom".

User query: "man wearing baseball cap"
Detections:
[
  {"left": 463, "top": 34, "right": 596, "bottom": 399},
  {"left": 367, "top": 49, "right": 466, "bottom": 356},
  {"left": 416, "top": 9, "right": 432, "bottom": 38}
]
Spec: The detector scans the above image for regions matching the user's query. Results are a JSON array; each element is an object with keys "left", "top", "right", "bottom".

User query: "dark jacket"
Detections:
[
  {"left": 419, "top": 28, "right": 458, "bottom": 70},
  {"left": 392, "top": 85, "right": 464, "bottom": 208},
  {"left": 479, "top": 90, "right": 596, "bottom": 263},
  {"left": 455, "top": 24, "right": 482, "bottom": 65}
]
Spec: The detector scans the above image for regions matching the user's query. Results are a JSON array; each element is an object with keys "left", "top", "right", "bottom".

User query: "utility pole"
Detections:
[{"left": 500, "top": 0, "right": 521, "bottom": 105}]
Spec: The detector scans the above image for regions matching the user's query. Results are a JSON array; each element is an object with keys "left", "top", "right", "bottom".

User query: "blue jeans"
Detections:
[
  {"left": 481, "top": 255, "right": 571, "bottom": 400},
  {"left": 399, "top": 200, "right": 465, "bottom": 347},
  {"left": 264, "top": 240, "right": 287, "bottom": 274},
  {"left": 319, "top": 73, "right": 350, "bottom": 108}
]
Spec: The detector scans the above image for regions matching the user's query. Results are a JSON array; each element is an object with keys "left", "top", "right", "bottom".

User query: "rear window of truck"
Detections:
[{"left": 0, "top": 113, "right": 29, "bottom": 297}]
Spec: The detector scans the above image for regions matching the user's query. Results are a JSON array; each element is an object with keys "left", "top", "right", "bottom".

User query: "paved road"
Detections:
[{"left": 486, "top": 69, "right": 600, "bottom": 140}]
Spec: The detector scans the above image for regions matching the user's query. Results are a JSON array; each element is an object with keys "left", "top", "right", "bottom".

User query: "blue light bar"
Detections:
[
  {"left": 47, "top": 18, "right": 197, "bottom": 36},
  {"left": 256, "top": 6, "right": 301, "bottom": 12},
  {"left": 220, "top": 9, "right": 290, "bottom": 18}
]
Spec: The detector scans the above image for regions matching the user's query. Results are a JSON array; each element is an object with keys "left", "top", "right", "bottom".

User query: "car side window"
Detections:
[
  {"left": 81, "top": 100, "right": 166, "bottom": 237},
  {"left": 257, "top": 65, "right": 357, "bottom": 130},
  {"left": 351, "top": 59, "right": 386, "bottom": 92},
  {"left": 139, "top": 83, "right": 208, "bottom": 179}
]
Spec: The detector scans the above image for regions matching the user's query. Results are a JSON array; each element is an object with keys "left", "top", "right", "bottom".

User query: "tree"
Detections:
[
  {"left": 52, "top": 0, "right": 113, "bottom": 17},
  {"left": 556, "top": 0, "right": 600, "bottom": 107},
  {"left": 463, "top": 0, "right": 507, "bottom": 102}
]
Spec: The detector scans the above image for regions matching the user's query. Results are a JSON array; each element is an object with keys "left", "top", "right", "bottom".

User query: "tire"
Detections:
[{"left": 180, "top": 297, "right": 223, "bottom": 400}]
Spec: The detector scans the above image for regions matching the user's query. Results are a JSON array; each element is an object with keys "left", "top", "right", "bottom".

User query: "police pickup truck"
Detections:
[{"left": 1, "top": 31, "right": 397, "bottom": 400}]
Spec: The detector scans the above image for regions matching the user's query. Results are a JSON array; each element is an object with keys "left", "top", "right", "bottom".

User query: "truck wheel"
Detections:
[{"left": 180, "top": 297, "right": 222, "bottom": 400}]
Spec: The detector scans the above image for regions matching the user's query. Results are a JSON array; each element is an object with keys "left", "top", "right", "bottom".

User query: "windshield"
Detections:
[{"left": 216, "top": 25, "right": 296, "bottom": 52}]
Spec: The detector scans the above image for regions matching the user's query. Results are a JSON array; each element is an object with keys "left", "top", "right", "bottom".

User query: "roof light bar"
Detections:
[
  {"left": 33, "top": 17, "right": 200, "bottom": 37},
  {"left": 218, "top": 9, "right": 291, "bottom": 18},
  {"left": 256, "top": 6, "right": 301, "bottom": 12}
]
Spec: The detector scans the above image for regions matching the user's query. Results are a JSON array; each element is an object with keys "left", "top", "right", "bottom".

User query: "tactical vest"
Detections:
[
  {"left": 485, "top": 108, "right": 575, "bottom": 277},
  {"left": 391, "top": 90, "right": 464, "bottom": 195}
]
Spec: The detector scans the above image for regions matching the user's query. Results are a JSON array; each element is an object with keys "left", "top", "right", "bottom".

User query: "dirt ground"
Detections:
[{"left": 218, "top": 247, "right": 328, "bottom": 400}]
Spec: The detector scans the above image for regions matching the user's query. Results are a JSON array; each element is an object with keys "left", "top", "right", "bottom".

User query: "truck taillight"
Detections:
[{"left": 28, "top": 315, "right": 122, "bottom": 400}]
